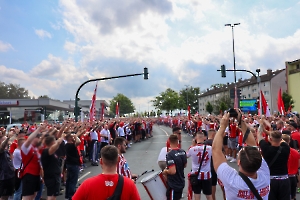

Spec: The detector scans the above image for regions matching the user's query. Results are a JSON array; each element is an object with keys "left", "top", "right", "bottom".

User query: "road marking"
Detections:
[
  {"left": 159, "top": 127, "right": 169, "bottom": 136},
  {"left": 78, "top": 171, "right": 91, "bottom": 181}
]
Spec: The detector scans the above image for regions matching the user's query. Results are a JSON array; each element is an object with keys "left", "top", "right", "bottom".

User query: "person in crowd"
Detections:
[
  {"left": 114, "top": 137, "right": 137, "bottom": 180},
  {"left": 13, "top": 137, "right": 26, "bottom": 200},
  {"left": 225, "top": 119, "right": 238, "bottom": 163},
  {"left": 288, "top": 121, "right": 300, "bottom": 146},
  {"left": 64, "top": 132, "right": 82, "bottom": 200},
  {"left": 259, "top": 119, "right": 290, "bottom": 199},
  {"left": 100, "top": 123, "right": 111, "bottom": 155},
  {"left": 187, "top": 131, "right": 213, "bottom": 200},
  {"left": 204, "top": 129, "right": 217, "bottom": 200},
  {"left": 157, "top": 146, "right": 167, "bottom": 171},
  {"left": 212, "top": 111, "right": 270, "bottom": 199},
  {"left": 72, "top": 145, "right": 140, "bottom": 200},
  {"left": 21, "top": 125, "right": 46, "bottom": 200},
  {"left": 282, "top": 134, "right": 300, "bottom": 200},
  {"left": 89, "top": 124, "right": 99, "bottom": 166},
  {"left": 166, "top": 126, "right": 182, "bottom": 151},
  {"left": 41, "top": 130, "right": 65, "bottom": 200},
  {"left": 162, "top": 134, "right": 187, "bottom": 200},
  {"left": 0, "top": 131, "right": 15, "bottom": 200}
]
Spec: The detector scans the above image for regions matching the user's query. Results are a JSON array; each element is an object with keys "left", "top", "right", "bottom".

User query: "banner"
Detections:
[{"left": 89, "top": 82, "right": 98, "bottom": 123}]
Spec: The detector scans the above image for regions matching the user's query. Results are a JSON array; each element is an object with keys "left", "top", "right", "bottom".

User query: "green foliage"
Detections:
[
  {"left": 151, "top": 88, "right": 179, "bottom": 112},
  {"left": 178, "top": 86, "right": 200, "bottom": 114},
  {"left": 38, "top": 95, "right": 51, "bottom": 99},
  {"left": 0, "top": 82, "right": 30, "bottom": 99},
  {"left": 213, "top": 95, "right": 232, "bottom": 114},
  {"left": 109, "top": 93, "right": 135, "bottom": 116},
  {"left": 282, "top": 92, "right": 294, "bottom": 111},
  {"left": 206, "top": 102, "right": 213, "bottom": 114}
]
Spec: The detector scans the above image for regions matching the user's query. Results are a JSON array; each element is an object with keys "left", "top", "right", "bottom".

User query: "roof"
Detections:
[
  {"left": 199, "top": 68, "right": 285, "bottom": 97},
  {"left": 287, "top": 59, "right": 300, "bottom": 65}
]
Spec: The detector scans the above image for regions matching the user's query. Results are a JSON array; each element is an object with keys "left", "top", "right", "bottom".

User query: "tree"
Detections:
[
  {"left": 38, "top": 95, "right": 51, "bottom": 99},
  {"left": 206, "top": 102, "right": 213, "bottom": 114},
  {"left": 151, "top": 88, "right": 179, "bottom": 113},
  {"left": 210, "top": 83, "right": 226, "bottom": 89},
  {"left": 0, "top": 82, "right": 30, "bottom": 99},
  {"left": 109, "top": 93, "right": 135, "bottom": 116},
  {"left": 213, "top": 95, "right": 232, "bottom": 114},
  {"left": 178, "top": 86, "right": 200, "bottom": 114},
  {"left": 282, "top": 92, "right": 295, "bottom": 111}
]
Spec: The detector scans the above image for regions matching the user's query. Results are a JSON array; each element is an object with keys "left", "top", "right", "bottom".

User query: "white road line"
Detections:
[
  {"left": 78, "top": 171, "right": 91, "bottom": 181},
  {"left": 159, "top": 127, "right": 169, "bottom": 136}
]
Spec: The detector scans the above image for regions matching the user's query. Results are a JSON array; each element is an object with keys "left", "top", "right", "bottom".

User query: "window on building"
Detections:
[
  {"left": 264, "top": 91, "right": 269, "bottom": 96},
  {"left": 297, "top": 64, "right": 300, "bottom": 69},
  {"left": 248, "top": 94, "right": 251, "bottom": 98}
]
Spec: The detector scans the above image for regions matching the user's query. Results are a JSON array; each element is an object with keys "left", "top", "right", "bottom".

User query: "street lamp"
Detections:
[{"left": 225, "top": 23, "right": 240, "bottom": 108}]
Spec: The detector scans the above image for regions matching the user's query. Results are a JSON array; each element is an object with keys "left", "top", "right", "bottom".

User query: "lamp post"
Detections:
[
  {"left": 225, "top": 23, "right": 240, "bottom": 108},
  {"left": 74, "top": 68, "right": 148, "bottom": 121}
]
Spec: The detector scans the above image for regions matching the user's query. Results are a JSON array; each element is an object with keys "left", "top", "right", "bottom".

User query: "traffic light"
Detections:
[
  {"left": 144, "top": 67, "right": 149, "bottom": 80},
  {"left": 221, "top": 65, "right": 226, "bottom": 77},
  {"left": 40, "top": 108, "right": 44, "bottom": 114},
  {"left": 237, "top": 89, "right": 242, "bottom": 99},
  {"left": 74, "top": 106, "right": 81, "bottom": 116}
]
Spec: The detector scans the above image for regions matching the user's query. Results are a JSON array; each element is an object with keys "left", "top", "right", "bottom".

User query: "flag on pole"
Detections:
[
  {"left": 188, "top": 105, "right": 191, "bottom": 120},
  {"left": 101, "top": 103, "right": 104, "bottom": 121},
  {"left": 89, "top": 82, "right": 98, "bottom": 123},
  {"left": 116, "top": 102, "right": 119, "bottom": 117},
  {"left": 234, "top": 87, "right": 239, "bottom": 109},
  {"left": 260, "top": 91, "right": 271, "bottom": 117},
  {"left": 277, "top": 88, "right": 285, "bottom": 115}
]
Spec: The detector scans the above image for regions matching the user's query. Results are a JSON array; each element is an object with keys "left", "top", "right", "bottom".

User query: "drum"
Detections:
[{"left": 141, "top": 171, "right": 167, "bottom": 200}]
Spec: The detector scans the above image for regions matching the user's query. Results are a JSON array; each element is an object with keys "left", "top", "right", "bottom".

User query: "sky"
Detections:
[{"left": 0, "top": 0, "right": 300, "bottom": 113}]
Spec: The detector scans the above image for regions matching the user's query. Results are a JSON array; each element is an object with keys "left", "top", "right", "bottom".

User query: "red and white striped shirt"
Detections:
[{"left": 117, "top": 154, "right": 132, "bottom": 179}]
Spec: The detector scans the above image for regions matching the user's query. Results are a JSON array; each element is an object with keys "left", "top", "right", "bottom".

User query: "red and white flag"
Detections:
[
  {"left": 89, "top": 82, "right": 98, "bottom": 123},
  {"left": 101, "top": 102, "right": 105, "bottom": 121},
  {"left": 116, "top": 102, "right": 119, "bottom": 117},
  {"left": 277, "top": 88, "right": 285, "bottom": 115},
  {"left": 188, "top": 105, "right": 191, "bottom": 120},
  {"left": 260, "top": 91, "right": 271, "bottom": 117}
]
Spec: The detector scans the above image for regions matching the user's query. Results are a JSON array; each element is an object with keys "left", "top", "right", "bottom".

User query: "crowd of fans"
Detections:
[{"left": 1, "top": 110, "right": 300, "bottom": 200}]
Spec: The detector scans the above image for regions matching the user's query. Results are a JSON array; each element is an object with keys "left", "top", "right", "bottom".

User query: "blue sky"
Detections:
[{"left": 1, "top": 0, "right": 300, "bottom": 112}]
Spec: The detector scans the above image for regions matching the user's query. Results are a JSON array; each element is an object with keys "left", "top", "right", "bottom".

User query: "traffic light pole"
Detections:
[{"left": 74, "top": 68, "right": 149, "bottom": 122}]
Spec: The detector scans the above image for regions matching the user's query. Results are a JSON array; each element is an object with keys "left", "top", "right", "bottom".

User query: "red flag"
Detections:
[
  {"left": 116, "top": 102, "right": 119, "bottom": 117},
  {"left": 89, "top": 82, "right": 98, "bottom": 123},
  {"left": 260, "top": 91, "right": 271, "bottom": 117},
  {"left": 188, "top": 105, "right": 191, "bottom": 120},
  {"left": 277, "top": 88, "right": 285, "bottom": 115}
]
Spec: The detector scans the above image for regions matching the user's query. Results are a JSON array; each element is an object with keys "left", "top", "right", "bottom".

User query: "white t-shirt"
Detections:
[
  {"left": 157, "top": 147, "right": 167, "bottom": 163},
  {"left": 100, "top": 129, "right": 110, "bottom": 143},
  {"left": 13, "top": 148, "right": 22, "bottom": 169},
  {"left": 187, "top": 144, "right": 212, "bottom": 180},
  {"left": 117, "top": 127, "right": 125, "bottom": 137},
  {"left": 217, "top": 159, "right": 270, "bottom": 200}
]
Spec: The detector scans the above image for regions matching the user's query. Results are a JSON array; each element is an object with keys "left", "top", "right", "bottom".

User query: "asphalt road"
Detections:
[{"left": 49, "top": 124, "right": 299, "bottom": 200}]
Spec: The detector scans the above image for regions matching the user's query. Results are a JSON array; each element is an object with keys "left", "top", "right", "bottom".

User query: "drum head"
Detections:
[{"left": 141, "top": 171, "right": 160, "bottom": 183}]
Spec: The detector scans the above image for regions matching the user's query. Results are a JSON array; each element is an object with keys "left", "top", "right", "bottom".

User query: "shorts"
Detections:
[
  {"left": 289, "top": 176, "right": 297, "bottom": 198},
  {"left": 44, "top": 176, "right": 61, "bottom": 196},
  {"left": 191, "top": 178, "right": 212, "bottom": 195},
  {"left": 22, "top": 174, "right": 41, "bottom": 196},
  {"left": 228, "top": 137, "right": 237, "bottom": 149},
  {"left": 269, "top": 178, "right": 290, "bottom": 200},
  {"left": 223, "top": 136, "right": 228, "bottom": 146},
  {"left": 166, "top": 185, "right": 183, "bottom": 200},
  {"left": 0, "top": 177, "right": 15, "bottom": 197}
]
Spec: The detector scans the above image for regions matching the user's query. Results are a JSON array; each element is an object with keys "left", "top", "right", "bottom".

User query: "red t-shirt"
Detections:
[
  {"left": 238, "top": 130, "right": 243, "bottom": 146},
  {"left": 72, "top": 174, "right": 140, "bottom": 200},
  {"left": 79, "top": 135, "right": 85, "bottom": 151},
  {"left": 21, "top": 145, "right": 41, "bottom": 176},
  {"left": 288, "top": 147, "right": 300, "bottom": 175},
  {"left": 291, "top": 131, "right": 300, "bottom": 147},
  {"left": 229, "top": 124, "right": 237, "bottom": 138},
  {"left": 9, "top": 140, "right": 18, "bottom": 154}
]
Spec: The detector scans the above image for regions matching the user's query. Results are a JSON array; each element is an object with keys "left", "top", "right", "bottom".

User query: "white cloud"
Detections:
[
  {"left": 0, "top": 40, "right": 13, "bottom": 52},
  {"left": 34, "top": 29, "right": 52, "bottom": 39},
  {"left": 64, "top": 41, "right": 78, "bottom": 54}
]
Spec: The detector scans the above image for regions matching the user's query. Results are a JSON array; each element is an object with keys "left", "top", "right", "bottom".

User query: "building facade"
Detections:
[
  {"left": 286, "top": 59, "right": 300, "bottom": 112},
  {"left": 198, "top": 69, "right": 286, "bottom": 115}
]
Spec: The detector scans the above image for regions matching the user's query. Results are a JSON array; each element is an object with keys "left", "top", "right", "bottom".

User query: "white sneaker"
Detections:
[
  {"left": 230, "top": 158, "right": 237, "bottom": 163},
  {"left": 226, "top": 156, "right": 232, "bottom": 161}
]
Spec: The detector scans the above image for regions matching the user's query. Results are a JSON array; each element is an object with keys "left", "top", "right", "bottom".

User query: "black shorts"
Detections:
[
  {"left": 223, "top": 136, "right": 228, "bottom": 146},
  {"left": 44, "top": 176, "right": 61, "bottom": 196},
  {"left": 269, "top": 178, "right": 290, "bottom": 200},
  {"left": 289, "top": 176, "right": 297, "bottom": 198},
  {"left": 22, "top": 174, "right": 41, "bottom": 196},
  {"left": 191, "top": 178, "right": 212, "bottom": 195},
  {"left": 0, "top": 177, "right": 15, "bottom": 197},
  {"left": 127, "top": 135, "right": 132, "bottom": 141},
  {"left": 166, "top": 185, "right": 183, "bottom": 200}
]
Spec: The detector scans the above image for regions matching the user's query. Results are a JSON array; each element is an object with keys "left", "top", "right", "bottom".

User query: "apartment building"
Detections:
[
  {"left": 198, "top": 69, "right": 286, "bottom": 115},
  {"left": 286, "top": 59, "right": 300, "bottom": 112}
]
